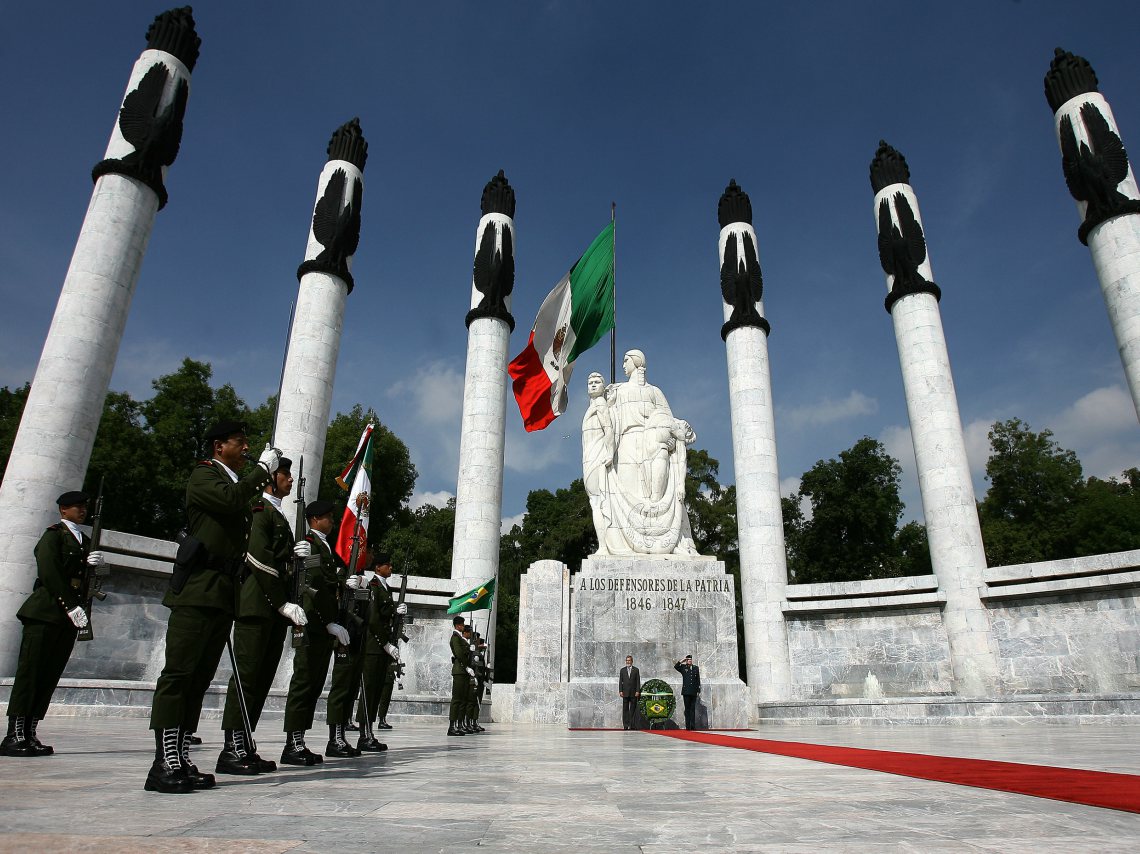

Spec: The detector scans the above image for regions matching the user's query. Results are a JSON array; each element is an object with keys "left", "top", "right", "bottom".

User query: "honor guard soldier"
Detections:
[
  {"left": 147, "top": 421, "right": 279, "bottom": 794},
  {"left": 358, "top": 552, "right": 404, "bottom": 744},
  {"left": 280, "top": 500, "right": 353, "bottom": 765},
  {"left": 447, "top": 615, "right": 474, "bottom": 736},
  {"left": 472, "top": 632, "right": 489, "bottom": 731},
  {"left": 215, "top": 457, "right": 309, "bottom": 776},
  {"left": 1, "top": 491, "right": 106, "bottom": 757},
  {"left": 324, "top": 550, "right": 368, "bottom": 757},
  {"left": 460, "top": 625, "right": 483, "bottom": 733}
]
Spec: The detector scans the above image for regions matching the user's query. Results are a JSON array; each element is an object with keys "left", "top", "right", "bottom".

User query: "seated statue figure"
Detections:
[{"left": 581, "top": 349, "right": 698, "bottom": 556}]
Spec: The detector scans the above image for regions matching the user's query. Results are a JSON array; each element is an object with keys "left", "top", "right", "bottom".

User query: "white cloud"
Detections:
[
  {"left": 501, "top": 512, "right": 525, "bottom": 534},
  {"left": 503, "top": 415, "right": 571, "bottom": 474},
  {"left": 408, "top": 489, "right": 453, "bottom": 510},
  {"left": 779, "top": 476, "right": 801, "bottom": 498},
  {"left": 388, "top": 361, "right": 465, "bottom": 427},
  {"left": 1051, "top": 385, "right": 1136, "bottom": 445},
  {"left": 781, "top": 391, "right": 877, "bottom": 429}
]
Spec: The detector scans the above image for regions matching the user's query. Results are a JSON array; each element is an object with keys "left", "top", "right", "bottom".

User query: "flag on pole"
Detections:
[
  {"left": 508, "top": 222, "right": 615, "bottom": 431},
  {"left": 447, "top": 578, "right": 497, "bottom": 614},
  {"left": 334, "top": 422, "right": 375, "bottom": 569}
]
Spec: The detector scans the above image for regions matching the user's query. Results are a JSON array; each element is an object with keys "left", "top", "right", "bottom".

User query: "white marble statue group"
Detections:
[{"left": 581, "top": 349, "right": 699, "bottom": 556}]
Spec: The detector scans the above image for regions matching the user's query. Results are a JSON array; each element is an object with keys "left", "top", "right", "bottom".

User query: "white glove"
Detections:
[
  {"left": 469, "top": 643, "right": 476, "bottom": 652},
  {"left": 292, "top": 541, "right": 311, "bottom": 558},
  {"left": 396, "top": 603, "right": 408, "bottom": 616},
  {"left": 326, "top": 623, "right": 350, "bottom": 645},
  {"left": 67, "top": 606, "right": 89, "bottom": 628},
  {"left": 257, "top": 444, "right": 281, "bottom": 474},
  {"left": 278, "top": 602, "right": 308, "bottom": 626},
  {"left": 345, "top": 574, "right": 362, "bottom": 590},
  {"left": 466, "top": 667, "right": 475, "bottom": 677},
  {"left": 383, "top": 642, "right": 400, "bottom": 660},
  {"left": 86, "top": 551, "right": 106, "bottom": 567}
]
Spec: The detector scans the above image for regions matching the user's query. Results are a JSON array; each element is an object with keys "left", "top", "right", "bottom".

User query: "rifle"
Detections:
[
  {"left": 77, "top": 476, "right": 109, "bottom": 643},
  {"left": 389, "top": 569, "right": 414, "bottom": 690},
  {"left": 335, "top": 494, "right": 370, "bottom": 660},
  {"left": 290, "top": 456, "right": 311, "bottom": 649}
]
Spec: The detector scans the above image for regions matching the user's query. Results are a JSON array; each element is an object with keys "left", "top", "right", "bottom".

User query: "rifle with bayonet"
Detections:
[
  {"left": 76, "top": 476, "right": 109, "bottom": 643},
  {"left": 389, "top": 569, "right": 413, "bottom": 690},
  {"left": 290, "top": 456, "right": 315, "bottom": 649}
]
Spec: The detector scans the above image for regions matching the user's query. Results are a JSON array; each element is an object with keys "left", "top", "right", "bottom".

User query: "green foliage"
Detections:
[
  {"left": 1070, "top": 470, "right": 1140, "bottom": 556},
  {"left": 784, "top": 437, "right": 923, "bottom": 584},
  {"left": 0, "top": 383, "right": 30, "bottom": 480},
  {"left": 380, "top": 499, "right": 455, "bottom": 579},
  {"left": 978, "top": 418, "right": 1083, "bottom": 563}
]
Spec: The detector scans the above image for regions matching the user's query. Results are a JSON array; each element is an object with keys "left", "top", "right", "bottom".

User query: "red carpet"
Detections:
[{"left": 650, "top": 730, "right": 1140, "bottom": 813}]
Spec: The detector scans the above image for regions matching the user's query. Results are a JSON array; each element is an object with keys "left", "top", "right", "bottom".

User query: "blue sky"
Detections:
[{"left": 2, "top": 1, "right": 1139, "bottom": 532}]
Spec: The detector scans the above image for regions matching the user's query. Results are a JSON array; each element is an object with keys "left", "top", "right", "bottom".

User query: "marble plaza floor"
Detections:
[{"left": 0, "top": 717, "right": 1139, "bottom": 852}]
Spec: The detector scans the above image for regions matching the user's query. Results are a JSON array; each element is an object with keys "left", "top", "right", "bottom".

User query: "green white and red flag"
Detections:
[
  {"left": 508, "top": 221, "right": 615, "bottom": 431},
  {"left": 335, "top": 422, "right": 374, "bottom": 569}
]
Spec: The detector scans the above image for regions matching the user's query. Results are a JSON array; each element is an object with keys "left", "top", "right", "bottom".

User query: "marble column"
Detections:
[
  {"left": 0, "top": 8, "right": 200, "bottom": 673},
  {"left": 716, "top": 180, "right": 792, "bottom": 710},
  {"left": 1045, "top": 49, "right": 1140, "bottom": 423},
  {"left": 870, "top": 142, "right": 1000, "bottom": 697},
  {"left": 274, "top": 118, "right": 367, "bottom": 527},
  {"left": 450, "top": 172, "right": 517, "bottom": 665}
]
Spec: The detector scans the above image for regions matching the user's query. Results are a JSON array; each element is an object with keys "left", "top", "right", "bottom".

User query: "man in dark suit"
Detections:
[
  {"left": 674, "top": 654, "right": 701, "bottom": 730},
  {"left": 618, "top": 655, "right": 641, "bottom": 730}
]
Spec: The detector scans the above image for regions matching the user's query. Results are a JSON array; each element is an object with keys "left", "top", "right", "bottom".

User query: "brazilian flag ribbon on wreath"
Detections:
[{"left": 447, "top": 577, "right": 496, "bottom": 615}]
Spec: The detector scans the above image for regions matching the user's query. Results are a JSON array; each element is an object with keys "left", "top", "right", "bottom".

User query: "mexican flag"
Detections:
[
  {"left": 447, "top": 577, "right": 497, "bottom": 614},
  {"left": 508, "top": 222, "right": 615, "bottom": 431},
  {"left": 335, "top": 422, "right": 374, "bottom": 569}
]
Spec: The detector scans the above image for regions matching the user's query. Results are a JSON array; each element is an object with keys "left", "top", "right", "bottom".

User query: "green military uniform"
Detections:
[
  {"left": 469, "top": 637, "right": 488, "bottom": 730},
  {"left": 4, "top": 523, "right": 88, "bottom": 748},
  {"left": 217, "top": 493, "right": 294, "bottom": 771},
  {"left": 149, "top": 458, "right": 270, "bottom": 734},
  {"left": 325, "top": 568, "right": 367, "bottom": 731},
  {"left": 281, "top": 530, "right": 342, "bottom": 735},
  {"left": 448, "top": 627, "right": 472, "bottom": 733},
  {"left": 359, "top": 575, "right": 397, "bottom": 727}
]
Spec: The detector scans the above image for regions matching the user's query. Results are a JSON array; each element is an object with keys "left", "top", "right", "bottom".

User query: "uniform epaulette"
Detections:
[
  {"left": 197, "top": 459, "right": 215, "bottom": 467},
  {"left": 47, "top": 522, "right": 63, "bottom": 531},
  {"left": 251, "top": 501, "right": 266, "bottom": 513}
]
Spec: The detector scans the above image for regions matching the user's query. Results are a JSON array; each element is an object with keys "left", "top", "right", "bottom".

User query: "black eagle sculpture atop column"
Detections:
[
  {"left": 870, "top": 141, "right": 941, "bottom": 313},
  {"left": 1047, "top": 49, "right": 1140, "bottom": 245},
  {"left": 718, "top": 179, "right": 768, "bottom": 341},
  {"left": 91, "top": 7, "right": 200, "bottom": 210},
  {"left": 465, "top": 170, "right": 516, "bottom": 331},
  {"left": 296, "top": 118, "right": 368, "bottom": 293}
]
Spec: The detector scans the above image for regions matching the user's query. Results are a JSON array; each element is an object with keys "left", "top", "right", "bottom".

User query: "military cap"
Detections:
[
  {"left": 56, "top": 490, "right": 89, "bottom": 507},
  {"left": 203, "top": 420, "right": 247, "bottom": 443},
  {"left": 306, "top": 499, "right": 335, "bottom": 519},
  {"left": 372, "top": 551, "right": 392, "bottom": 566},
  {"left": 277, "top": 456, "right": 293, "bottom": 472}
]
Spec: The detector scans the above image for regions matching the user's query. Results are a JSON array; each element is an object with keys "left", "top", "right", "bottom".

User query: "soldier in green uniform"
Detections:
[
  {"left": 280, "top": 500, "right": 353, "bottom": 765},
  {"left": 460, "top": 625, "right": 484, "bottom": 734},
  {"left": 447, "top": 615, "right": 473, "bottom": 737},
  {"left": 471, "top": 631, "right": 489, "bottom": 732},
  {"left": 215, "top": 458, "right": 309, "bottom": 776},
  {"left": 146, "top": 421, "right": 279, "bottom": 794},
  {"left": 1, "top": 491, "right": 106, "bottom": 757},
  {"left": 357, "top": 552, "right": 404, "bottom": 747},
  {"left": 324, "top": 548, "right": 368, "bottom": 757}
]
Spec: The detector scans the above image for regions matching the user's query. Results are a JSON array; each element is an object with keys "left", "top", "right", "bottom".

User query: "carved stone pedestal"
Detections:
[{"left": 567, "top": 556, "right": 749, "bottom": 729}]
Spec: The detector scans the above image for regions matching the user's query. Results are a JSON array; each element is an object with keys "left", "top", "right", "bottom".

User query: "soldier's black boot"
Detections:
[
  {"left": 180, "top": 729, "right": 215, "bottom": 789},
  {"left": 377, "top": 718, "right": 393, "bottom": 730},
  {"left": 27, "top": 718, "right": 54, "bottom": 755},
  {"left": 462, "top": 718, "right": 477, "bottom": 734},
  {"left": 216, "top": 728, "right": 261, "bottom": 776},
  {"left": 281, "top": 730, "right": 323, "bottom": 766},
  {"left": 447, "top": 720, "right": 465, "bottom": 737},
  {"left": 356, "top": 724, "right": 388, "bottom": 752},
  {"left": 471, "top": 717, "right": 486, "bottom": 733},
  {"left": 0, "top": 716, "right": 35, "bottom": 757},
  {"left": 239, "top": 728, "right": 277, "bottom": 773},
  {"left": 144, "top": 728, "right": 194, "bottom": 793},
  {"left": 325, "top": 724, "right": 361, "bottom": 758}
]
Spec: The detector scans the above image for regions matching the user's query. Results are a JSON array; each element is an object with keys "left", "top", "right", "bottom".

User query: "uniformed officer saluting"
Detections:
[
  {"left": 146, "top": 420, "right": 279, "bottom": 794},
  {"left": 1, "top": 491, "right": 106, "bottom": 757},
  {"left": 215, "top": 457, "right": 309, "bottom": 776}
]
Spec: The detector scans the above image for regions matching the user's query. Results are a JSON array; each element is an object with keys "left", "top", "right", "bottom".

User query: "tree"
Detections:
[
  {"left": 1069, "top": 469, "right": 1140, "bottom": 557},
  {"left": 380, "top": 499, "right": 454, "bottom": 579},
  {"left": 978, "top": 418, "right": 1083, "bottom": 564},
  {"left": 785, "top": 437, "right": 922, "bottom": 584},
  {"left": 0, "top": 383, "right": 30, "bottom": 482},
  {"left": 85, "top": 391, "right": 157, "bottom": 536}
]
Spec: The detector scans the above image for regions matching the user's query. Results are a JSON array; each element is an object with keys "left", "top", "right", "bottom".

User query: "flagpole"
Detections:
[{"left": 610, "top": 201, "right": 616, "bottom": 385}]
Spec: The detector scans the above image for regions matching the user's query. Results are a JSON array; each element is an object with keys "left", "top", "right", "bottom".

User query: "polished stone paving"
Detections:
[{"left": 0, "top": 717, "right": 1138, "bottom": 852}]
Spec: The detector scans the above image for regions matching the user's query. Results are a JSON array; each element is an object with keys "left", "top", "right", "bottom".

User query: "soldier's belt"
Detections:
[{"left": 205, "top": 556, "right": 244, "bottom": 577}]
